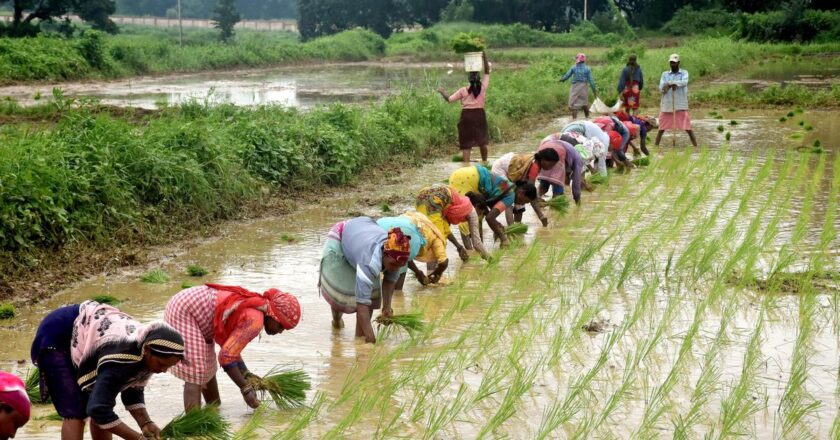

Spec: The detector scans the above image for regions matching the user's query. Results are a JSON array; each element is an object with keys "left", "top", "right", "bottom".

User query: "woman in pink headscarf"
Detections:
[
  {"left": 164, "top": 284, "right": 301, "bottom": 410},
  {"left": 0, "top": 372, "right": 29, "bottom": 440}
]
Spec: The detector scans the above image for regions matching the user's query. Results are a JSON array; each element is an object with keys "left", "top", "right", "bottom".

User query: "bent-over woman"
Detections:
[
  {"left": 537, "top": 135, "right": 588, "bottom": 205},
  {"left": 0, "top": 371, "right": 30, "bottom": 440},
  {"left": 378, "top": 211, "right": 449, "bottom": 288},
  {"left": 438, "top": 52, "right": 491, "bottom": 165},
  {"left": 319, "top": 217, "right": 411, "bottom": 343},
  {"left": 449, "top": 165, "right": 537, "bottom": 248},
  {"left": 416, "top": 184, "right": 489, "bottom": 261},
  {"left": 31, "top": 301, "right": 184, "bottom": 440},
  {"left": 491, "top": 149, "right": 560, "bottom": 226},
  {"left": 164, "top": 284, "right": 301, "bottom": 411}
]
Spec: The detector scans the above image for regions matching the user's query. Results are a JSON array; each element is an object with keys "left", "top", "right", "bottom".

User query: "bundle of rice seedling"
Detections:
[
  {"left": 0, "top": 303, "right": 16, "bottom": 320},
  {"left": 280, "top": 234, "right": 300, "bottom": 243},
  {"left": 632, "top": 156, "right": 650, "bottom": 167},
  {"left": 805, "top": 124, "right": 813, "bottom": 131},
  {"left": 181, "top": 281, "right": 196, "bottom": 289},
  {"left": 716, "top": 125, "right": 725, "bottom": 132},
  {"left": 505, "top": 223, "right": 528, "bottom": 236},
  {"left": 725, "top": 132, "right": 731, "bottom": 141},
  {"left": 375, "top": 312, "right": 425, "bottom": 332},
  {"left": 787, "top": 111, "right": 795, "bottom": 117},
  {"left": 24, "top": 368, "right": 48, "bottom": 404},
  {"left": 602, "top": 96, "right": 618, "bottom": 107},
  {"left": 798, "top": 120, "right": 805, "bottom": 126},
  {"left": 248, "top": 368, "right": 311, "bottom": 409},
  {"left": 728, "top": 108, "right": 736, "bottom": 112},
  {"left": 588, "top": 174, "right": 609, "bottom": 185},
  {"left": 90, "top": 295, "right": 120, "bottom": 305},
  {"left": 547, "top": 196, "right": 570, "bottom": 213},
  {"left": 161, "top": 406, "right": 231, "bottom": 440},
  {"left": 380, "top": 203, "right": 392, "bottom": 213},
  {"left": 811, "top": 146, "right": 824, "bottom": 154},
  {"left": 451, "top": 154, "right": 463, "bottom": 162},
  {"left": 187, "top": 265, "right": 208, "bottom": 277},
  {"left": 140, "top": 268, "right": 170, "bottom": 284},
  {"left": 779, "top": 116, "right": 787, "bottom": 122},
  {"left": 729, "top": 120, "right": 738, "bottom": 126},
  {"left": 813, "top": 140, "right": 821, "bottom": 148},
  {"left": 450, "top": 33, "right": 486, "bottom": 54}
]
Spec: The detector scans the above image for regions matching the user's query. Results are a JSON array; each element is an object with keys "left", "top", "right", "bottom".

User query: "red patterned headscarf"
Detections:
[
  {"left": 208, "top": 284, "right": 301, "bottom": 345},
  {"left": 443, "top": 188, "right": 473, "bottom": 225},
  {"left": 383, "top": 228, "right": 411, "bottom": 264},
  {"left": 0, "top": 371, "right": 30, "bottom": 422}
]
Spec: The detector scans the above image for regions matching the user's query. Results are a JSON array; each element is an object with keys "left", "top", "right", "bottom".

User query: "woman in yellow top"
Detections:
[
  {"left": 377, "top": 211, "right": 449, "bottom": 289},
  {"left": 416, "top": 184, "right": 490, "bottom": 261}
]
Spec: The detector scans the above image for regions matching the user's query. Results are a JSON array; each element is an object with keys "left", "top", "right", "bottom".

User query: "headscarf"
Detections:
[
  {"left": 507, "top": 153, "right": 536, "bottom": 183},
  {"left": 208, "top": 284, "right": 301, "bottom": 345},
  {"left": 442, "top": 188, "right": 473, "bottom": 225},
  {"left": 575, "top": 53, "right": 586, "bottom": 63},
  {"left": 622, "top": 121, "right": 639, "bottom": 138},
  {"left": 383, "top": 228, "right": 411, "bottom": 264},
  {"left": 0, "top": 372, "right": 30, "bottom": 422}
]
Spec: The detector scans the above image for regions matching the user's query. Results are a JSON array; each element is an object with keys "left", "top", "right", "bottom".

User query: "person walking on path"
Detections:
[
  {"left": 655, "top": 54, "right": 698, "bottom": 147},
  {"left": 617, "top": 54, "right": 643, "bottom": 115},
  {"left": 560, "top": 53, "right": 597, "bottom": 119},
  {"left": 438, "top": 52, "right": 492, "bottom": 165}
]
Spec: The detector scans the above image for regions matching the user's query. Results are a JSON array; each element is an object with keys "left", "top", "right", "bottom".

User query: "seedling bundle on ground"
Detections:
[
  {"left": 375, "top": 312, "right": 425, "bottom": 332},
  {"left": 160, "top": 406, "right": 230, "bottom": 440}
]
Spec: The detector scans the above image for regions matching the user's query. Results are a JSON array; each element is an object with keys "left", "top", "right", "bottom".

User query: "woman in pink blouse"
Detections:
[{"left": 438, "top": 52, "right": 491, "bottom": 165}]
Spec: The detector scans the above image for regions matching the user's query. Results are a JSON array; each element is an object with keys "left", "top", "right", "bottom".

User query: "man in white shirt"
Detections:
[{"left": 655, "top": 53, "right": 698, "bottom": 147}]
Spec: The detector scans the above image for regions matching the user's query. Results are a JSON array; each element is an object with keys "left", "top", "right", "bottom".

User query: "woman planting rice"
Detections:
[
  {"left": 537, "top": 134, "right": 588, "bottom": 206},
  {"left": 30, "top": 301, "right": 184, "bottom": 440},
  {"left": 319, "top": 217, "right": 411, "bottom": 343},
  {"left": 438, "top": 52, "right": 492, "bottom": 165},
  {"left": 449, "top": 165, "right": 538, "bottom": 248},
  {"left": 561, "top": 121, "right": 610, "bottom": 176},
  {"left": 164, "top": 284, "right": 300, "bottom": 411},
  {"left": 378, "top": 211, "right": 450, "bottom": 288},
  {"left": 0, "top": 371, "right": 30, "bottom": 440},
  {"left": 415, "top": 184, "right": 490, "bottom": 261},
  {"left": 491, "top": 149, "right": 560, "bottom": 226},
  {"left": 560, "top": 53, "right": 597, "bottom": 119},
  {"left": 615, "top": 111, "right": 657, "bottom": 156}
]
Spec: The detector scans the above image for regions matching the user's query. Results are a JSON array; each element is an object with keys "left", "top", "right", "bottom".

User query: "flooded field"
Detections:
[
  {"left": 0, "top": 63, "right": 467, "bottom": 109},
  {"left": 2, "top": 109, "right": 839, "bottom": 438}
]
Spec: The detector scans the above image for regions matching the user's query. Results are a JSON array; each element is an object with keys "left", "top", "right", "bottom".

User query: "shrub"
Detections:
[{"left": 660, "top": 6, "right": 737, "bottom": 36}]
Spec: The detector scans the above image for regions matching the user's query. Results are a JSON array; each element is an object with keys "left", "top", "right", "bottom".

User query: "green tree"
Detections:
[
  {"left": 441, "top": 0, "right": 474, "bottom": 22},
  {"left": 212, "top": 0, "right": 241, "bottom": 42},
  {"left": 0, "top": 0, "right": 117, "bottom": 36}
]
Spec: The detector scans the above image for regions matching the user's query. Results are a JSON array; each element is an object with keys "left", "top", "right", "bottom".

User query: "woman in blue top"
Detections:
[{"left": 560, "top": 53, "right": 598, "bottom": 119}]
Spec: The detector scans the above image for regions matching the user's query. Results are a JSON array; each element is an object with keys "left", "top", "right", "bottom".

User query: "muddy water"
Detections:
[
  {"left": 0, "top": 63, "right": 466, "bottom": 109},
  {"left": 3, "top": 109, "right": 839, "bottom": 438},
  {"left": 713, "top": 55, "right": 840, "bottom": 92}
]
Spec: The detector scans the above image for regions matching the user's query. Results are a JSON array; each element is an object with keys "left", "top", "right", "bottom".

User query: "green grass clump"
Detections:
[
  {"left": 505, "top": 223, "right": 528, "bottom": 236},
  {"left": 798, "top": 120, "right": 805, "bottom": 126},
  {"left": 795, "top": 107, "right": 804, "bottom": 113},
  {"left": 632, "top": 156, "right": 650, "bottom": 167},
  {"left": 450, "top": 32, "right": 487, "bottom": 53},
  {"left": 725, "top": 132, "right": 732, "bottom": 141},
  {"left": 186, "top": 265, "right": 208, "bottom": 277},
  {"left": 249, "top": 368, "right": 311, "bottom": 409},
  {"left": 90, "top": 295, "right": 121, "bottom": 305},
  {"left": 380, "top": 203, "right": 392, "bottom": 213},
  {"left": 717, "top": 125, "right": 725, "bottom": 132},
  {"left": 140, "top": 269, "right": 170, "bottom": 284},
  {"left": 813, "top": 140, "right": 821, "bottom": 148},
  {"left": 779, "top": 116, "right": 787, "bottom": 122},
  {"left": 451, "top": 154, "right": 464, "bottom": 162},
  {"left": 0, "top": 303, "right": 16, "bottom": 320},
  {"left": 547, "top": 196, "right": 570, "bottom": 213},
  {"left": 161, "top": 406, "right": 231, "bottom": 440},
  {"left": 787, "top": 111, "right": 795, "bottom": 117},
  {"left": 375, "top": 312, "right": 426, "bottom": 332},
  {"left": 729, "top": 120, "right": 738, "bottom": 126}
]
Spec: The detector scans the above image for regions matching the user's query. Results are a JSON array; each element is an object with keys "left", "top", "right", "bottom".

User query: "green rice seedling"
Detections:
[
  {"left": 813, "top": 139, "right": 821, "bottom": 148},
  {"left": 249, "top": 368, "right": 311, "bottom": 409},
  {"left": 804, "top": 124, "right": 813, "bottom": 130},
  {"left": 451, "top": 154, "right": 463, "bottom": 162},
  {"left": 715, "top": 115, "right": 723, "bottom": 119},
  {"left": 797, "top": 120, "right": 805, "bottom": 126},
  {"left": 716, "top": 125, "right": 725, "bottom": 132},
  {"left": 280, "top": 234, "right": 300, "bottom": 243},
  {"left": 0, "top": 303, "right": 16, "bottom": 320},
  {"left": 181, "top": 281, "right": 196, "bottom": 289},
  {"left": 231, "top": 407, "right": 267, "bottom": 440},
  {"left": 725, "top": 132, "right": 731, "bottom": 141},
  {"left": 380, "top": 203, "right": 392, "bottom": 213},
  {"left": 90, "top": 295, "right": 121, "bottom": 305},
  {"left": 186, "top": 264, "right": 208, "bottom": 277},
  {"left": 707, "top": 111, "right": 718, "bottom": 116},
  {"left": 729, "top": 120, "right": 738, "bottom": 126},
  {"left": 588, "top": 173, "right": 608, "bottom": 185},
  {"left": 795, "top": 107, "right": 804, "bottom": 113},
  {"left": 728, "top": 107, "right": 736, "bottom": 112},
  {"left": 779, "top": 116, "right": 787, "bottom": 122},
  {"left": 36, "top": 412, "right": 63, "bottom": 421},
  {"left": 375, "top": 312, "right": 425, "bottom": 332},
  {"left": 632, "top": 156, "right": 650, "bottom": 167},
  {"left": 140, "top": 268, "right": 170, "bottom": 284},
  {"left": 160, "top": 405, "right": 231, "bottom": 440},
  {"left": 787, "top": 111, "right": 795, "bottom": 117},
  {"left": 790, "top": 132, "right": 803, "bottom": 139},
  {"left": 547, "top": 196, "right": 569, "bottom": 213},
  {"left": 505, "top": 223, "right": 527, "bottom": 236},
  {"left": 271, "top": 392, "right": 326, "bottom": 440},
  {"left": 23, "top": 368, "right": 49, "bottom": 404}
]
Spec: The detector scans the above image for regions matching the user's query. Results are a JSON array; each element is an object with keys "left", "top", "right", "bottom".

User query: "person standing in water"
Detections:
[
  {"left": 618, "top": 54, "right": 643, "bottom": 115},
  {"left": 560, "top": 53, "right": 597, "bottom": 119},
  {"left": 655, "top": 53, "right": 698, "bottom": 147},
  {"left": 438, "top": 52, "right": 491, "bottom": 165}
]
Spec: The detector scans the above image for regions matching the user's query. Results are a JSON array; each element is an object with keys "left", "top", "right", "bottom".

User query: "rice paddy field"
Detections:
[{"left": 3, "top": 107, "right": 838, "bottom": 438}]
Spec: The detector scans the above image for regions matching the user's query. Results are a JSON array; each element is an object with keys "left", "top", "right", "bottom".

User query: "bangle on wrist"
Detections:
[
  {"left": 241, "top": 385, "right": 254, "bottom": 396},
  {"left": 141, "top": 419, "right": 154, "bottom": 428}
]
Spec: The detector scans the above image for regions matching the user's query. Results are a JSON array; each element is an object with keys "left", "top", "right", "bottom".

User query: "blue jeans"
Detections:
[{"left": 539, "top": 181, "right": 564, "bottom": 197}]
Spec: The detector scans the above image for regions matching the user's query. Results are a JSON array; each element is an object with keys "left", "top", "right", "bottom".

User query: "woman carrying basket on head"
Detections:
[{"left": 438, "top": 52, "right": 492, "bottom": 165}]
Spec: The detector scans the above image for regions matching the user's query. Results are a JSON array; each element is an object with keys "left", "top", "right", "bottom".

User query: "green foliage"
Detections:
[
  {"left": 589, "top": 174, "right": 609, "bottom": 185},
  {"left": 187, "top": 265, "right": 209, "bottom": 277},
  {"left": 737, "top": 7, "right": 840, "bottom": 43},
  {"left": 91, "top": 295, "right": 121, "bottom": 305},
  {"left": 661, "top": 6, "right": 737, "bottom": 36},
  {"left": 161, "top": 406, "right": 231, "bottom": 440},
  {"left": 591, "top": 1, "right": 636, "bottom": 38},
  {"left": 717, "top": 125, "right": 725, "bottom": 132},
  {"left": 632, "top": 157, "right": 651, "bottom": 167},
  {"left": 441, "top": 0, "right": 474, "bottom": 23},
  {"left": 451, "top": 154, "right": 464, "bottom": 162},
  {"left": 450, "top": 32, "right": 486, "bottom": 54},
  {"left": 0, "top": 303, "right": 15, "bottom": 319},
  {"left": 76, "top": 30, "right": 109, "bottom": 70},
  {"left": 212, "top": 0, "right": 242, "bottom": 43},
  {"left": 140, "top": 269, "right": 170, "bottom": 284},
  {"left": 250, "top": 368, "right": 311, "bottom": 409}
]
